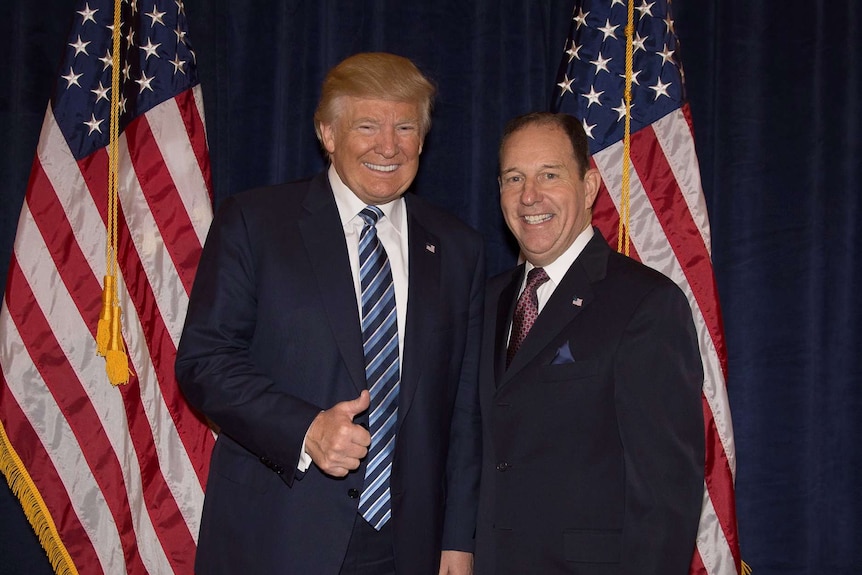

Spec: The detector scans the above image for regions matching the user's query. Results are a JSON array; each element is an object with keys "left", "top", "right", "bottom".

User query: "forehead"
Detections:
[
  {"left": 338, "top": 96, "right": 421, "bottom": 122},
  {"left": 501, "top": 124, "right": 577, "bottom": 169}
]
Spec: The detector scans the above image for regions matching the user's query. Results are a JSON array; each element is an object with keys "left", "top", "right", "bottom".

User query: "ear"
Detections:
[
  {"left": 582, "top": 168, "right": 601, "bottom": 210},
  {"left": 320, "top": 122, "right": 337, "bottom": 155}
]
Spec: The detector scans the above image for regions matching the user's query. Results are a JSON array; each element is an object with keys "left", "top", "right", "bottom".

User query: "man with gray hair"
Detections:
[{"left": 475, "top": 112, "right": 704, "bottom": 574}]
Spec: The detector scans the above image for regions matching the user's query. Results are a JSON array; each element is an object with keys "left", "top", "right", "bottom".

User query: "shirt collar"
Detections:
[
  {"left": 328, "top": 164, "right": 404, "bottom": 232},
  {"left": 525, "top": 225, "right": 594, "bottom": 286}
]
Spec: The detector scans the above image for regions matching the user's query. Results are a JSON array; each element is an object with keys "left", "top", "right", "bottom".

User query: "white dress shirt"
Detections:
[
  {"left": 298, "top": 165, "right": 410, "bottom": 471},
  {"left": 508, "top": 226, "right": 594, "bottom": 347}
]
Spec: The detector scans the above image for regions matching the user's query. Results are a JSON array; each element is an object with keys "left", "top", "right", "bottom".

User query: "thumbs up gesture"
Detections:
[{"left": 305, "top": 390, "right": 372, "bottom": 477}]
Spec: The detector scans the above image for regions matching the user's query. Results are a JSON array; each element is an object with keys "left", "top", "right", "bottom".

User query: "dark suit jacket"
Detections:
[
  {"left": 175, "top": 172, "right": 484, "bottom": 575},
  {"left": 474, "top": 230, "right": 704, "bottom": 575}
]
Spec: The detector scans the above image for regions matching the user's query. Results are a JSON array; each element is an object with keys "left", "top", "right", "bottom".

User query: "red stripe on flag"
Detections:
[
  {"left": 626, "top": 125, "right": 739, "bottom": 570},
  {"left": 689, "top": 543, "right": 707, "bottom": 575},
  {"left": 0, "top": 359, "right": 103, "bottom": 574},
  {"left": 590, "top": 160, "right": 642, "bottom": 262},
  {"left": 110, "top": 233, "right": 215, "bottom": 491},
  {"left": 105, "top": 178, "right": 213, "bottom": 488},
  {"left": 29, "top": 155, "right": 199, "bottom": 570},
  {"left": 177, "top": 89, "right": 214, "bottom": 206},
  {"left": 124, "top": 114, "right": 200, "bottom": 295},
  {"left": 629, "top": 125, "right": 728, "bottom": 377},
  {"left": 118, "top": 377, "right": 197, "bottom": 574},
  {"left": 25, "top": 160, "right": 102, "bottom": 335},
  {"left": 2, "top": 5, "right": 215, "bottom": 574},
  {"left": 703, "top": 395, "right": 741, "bottom": 566},
  {"left": 78, "top": 148, "right": 110, "bottom": 236},
  {"left": 75, "top": 140, "right": 213, "bottom": 489},
  {"left": 4, "top": 259, "right": 149, "bottom": 575}
]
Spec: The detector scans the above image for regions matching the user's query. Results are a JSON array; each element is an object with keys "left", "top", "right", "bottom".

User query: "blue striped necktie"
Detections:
[{"left": 356, "top": 206, "right": 400, "bottom": 530}]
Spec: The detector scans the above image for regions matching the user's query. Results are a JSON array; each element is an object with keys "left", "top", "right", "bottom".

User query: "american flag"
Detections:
[
  {"left": 0, "top": 1, "right": 214, "bottom": 573},
  {"left": 553, "top": 1, "right": 742, "bottom": 574}
]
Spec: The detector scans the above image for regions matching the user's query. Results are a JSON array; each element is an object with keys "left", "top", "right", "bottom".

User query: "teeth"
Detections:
[
  {"left": 365, "top": 163, "right": 398, "bottom": 172},
  {"left": 524, "top": 214, "right": 552, "bottom": 224}
]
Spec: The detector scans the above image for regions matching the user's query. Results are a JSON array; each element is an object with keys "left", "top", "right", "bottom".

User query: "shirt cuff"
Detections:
[{"left": 297, "top": 436, "right": 312, "bottom": 471}]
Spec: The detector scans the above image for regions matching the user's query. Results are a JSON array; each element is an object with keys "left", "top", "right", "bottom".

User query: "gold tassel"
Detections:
[
  {"left": 105, "top": 305, "right": 131, "bottom": 385},
  {"left": 95, "top": 275, "right": 115, "bottom": 356}
]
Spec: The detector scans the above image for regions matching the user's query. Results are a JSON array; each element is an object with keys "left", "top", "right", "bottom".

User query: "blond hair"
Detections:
[{"left": 314, "top": 52, "right": 436, "bottom": 143}]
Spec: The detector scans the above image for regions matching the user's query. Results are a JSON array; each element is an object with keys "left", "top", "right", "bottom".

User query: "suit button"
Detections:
[
  {"left": 348, "top": 488, "right": 359, "bottom": 499},
  {"left": 496, "top": 462, "right": 510, "bottom": 472}
]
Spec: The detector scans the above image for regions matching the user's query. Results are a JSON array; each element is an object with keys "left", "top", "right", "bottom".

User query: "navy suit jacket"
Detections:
[
  {"left": 176, "top": 172, "right": 484, "bottom": 575},
  {"left": 474, "top": 231, "right": 704, "bottom": 575}
]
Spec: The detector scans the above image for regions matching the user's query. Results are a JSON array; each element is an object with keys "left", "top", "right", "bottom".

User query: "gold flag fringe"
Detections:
[{"left": 0, "top": 421, "right": 79, "bottom": 575}]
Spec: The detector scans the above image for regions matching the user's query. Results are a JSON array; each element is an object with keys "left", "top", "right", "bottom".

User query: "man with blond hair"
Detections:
[{"left": 177, "top": 52, "right": 483, "bottom": 575}]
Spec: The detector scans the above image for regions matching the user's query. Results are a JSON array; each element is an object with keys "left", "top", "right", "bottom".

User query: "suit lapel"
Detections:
[
  {"left": 500, "top": 232, "right": 610, "bottom": 387},
  {"left": 399, "top": 197, "right": 440, "bottom": 428},
  {"left": 298, "top": 174, "right": 366, "bottom": 394},
  {"left": 493, "top": 267, "right": 522, "bottom": 386}
]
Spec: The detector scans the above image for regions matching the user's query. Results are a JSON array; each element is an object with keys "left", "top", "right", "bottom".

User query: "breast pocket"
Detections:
[{"left": 537, "top": 360, "right": 598, "bottom": 382}]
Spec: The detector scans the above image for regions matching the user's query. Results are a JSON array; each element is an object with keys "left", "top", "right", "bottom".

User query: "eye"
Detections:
[
  {"left": 542, "top": 172, "right": 559, "bottom": 181},
  {"left": 396, "top": 124, "right": 418, "bottom": 134},
  {"left": 502, "top": 174, "right": 523, "bottom": 185}
]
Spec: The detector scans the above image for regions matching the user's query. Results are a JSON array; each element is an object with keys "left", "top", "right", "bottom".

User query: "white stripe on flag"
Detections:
[
  {"left": 148, "top": 87, "right": 212, "bottom": 247},
  {"left": 1, "top": 315, "right": 119, "bottom": 574},
  {"left": 652, "top": 110, "right": 713, "bottom": 256},
  {"left": 37, "top": 105, "right": 108, "bottom": 279},
  {"left": 117, "top": 131, "right": 191, "bottom": 349},
  {"left": 593, "top": 128, "right": 737, "bottom": 573},
  {"left": 696, "top": 484, "right": 735, "bottom": 575}
]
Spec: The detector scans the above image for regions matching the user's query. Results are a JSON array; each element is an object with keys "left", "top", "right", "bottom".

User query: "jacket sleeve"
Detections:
[
  {"left": 615, "top": 280, "right": 705, "bottom": 574},
  {"left": 441, "top": 238, "right": 486, "bottom": 552},
  {"left": 175, "top": 195, "right": 321, "bottom": 484}
]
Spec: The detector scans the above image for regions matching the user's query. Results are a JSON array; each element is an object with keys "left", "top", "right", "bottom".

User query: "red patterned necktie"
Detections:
[{"left": 506, "top": 267, "right": 549, "bottom": 368}]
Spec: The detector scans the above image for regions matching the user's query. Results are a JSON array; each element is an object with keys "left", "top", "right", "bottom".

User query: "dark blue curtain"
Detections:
[{"left": 1, "top": 1, "right": 860, "bottom": 574}]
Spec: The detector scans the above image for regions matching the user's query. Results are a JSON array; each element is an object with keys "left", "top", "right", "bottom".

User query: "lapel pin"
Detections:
[
  {"left": 572, "top": 297, "right": 583, "bottom": 307},
  {"left": 425, "top": 242, "right": 436, "bottom": 254}
]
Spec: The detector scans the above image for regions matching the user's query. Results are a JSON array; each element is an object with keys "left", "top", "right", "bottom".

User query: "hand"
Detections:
[
  {"left": 305, "top": 390, "right": 371, "bottom": 477},
  {"left": 439, "top": 550, "right": 473, "bottom": 575}
]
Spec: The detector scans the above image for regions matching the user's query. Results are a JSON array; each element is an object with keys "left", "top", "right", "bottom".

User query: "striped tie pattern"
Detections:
[{"left": 356, "top": 206, "right": 400, "bottom": 530}]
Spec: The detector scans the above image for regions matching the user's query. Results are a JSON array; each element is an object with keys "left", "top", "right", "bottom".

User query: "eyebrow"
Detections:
[{"left": 500, "top": 162, "right": 565, "bottom": 174}]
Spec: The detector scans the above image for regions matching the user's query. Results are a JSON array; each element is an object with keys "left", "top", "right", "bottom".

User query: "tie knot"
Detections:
[
  {"left": 359, "top": 206, "right": 384, "bottom": 227},
  {"left": 525, "top": 267, "right": 549, "bottom": 290}
]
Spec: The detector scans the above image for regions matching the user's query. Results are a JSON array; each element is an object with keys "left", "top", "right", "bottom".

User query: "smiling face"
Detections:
[
  {"left": 320, "top": 96, "right": 424, "bottom": 206},
  {"left": 499, "top": 123, "right": 600, "bottom": 267}
]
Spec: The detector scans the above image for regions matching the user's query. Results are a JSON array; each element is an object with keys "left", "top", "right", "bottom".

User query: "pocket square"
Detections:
[{"left": 551, "top": 341, "right": 575, "bottom": 365}]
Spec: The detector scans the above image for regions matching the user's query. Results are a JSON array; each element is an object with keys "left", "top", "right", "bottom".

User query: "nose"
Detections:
[
  {"left": 375, "top": 127, "right": 398, "bottom": 158},
  {"left": 521, "top": 178, "right": 541, "bottom": 205}
]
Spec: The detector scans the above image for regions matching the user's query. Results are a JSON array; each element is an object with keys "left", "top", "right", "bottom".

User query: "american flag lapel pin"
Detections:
[
  {"left": 425, "top": 242, "right": 436, "bottom": 254},
  {"left": 572, "top": 296, "right": 583, "bottom": 307}
]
